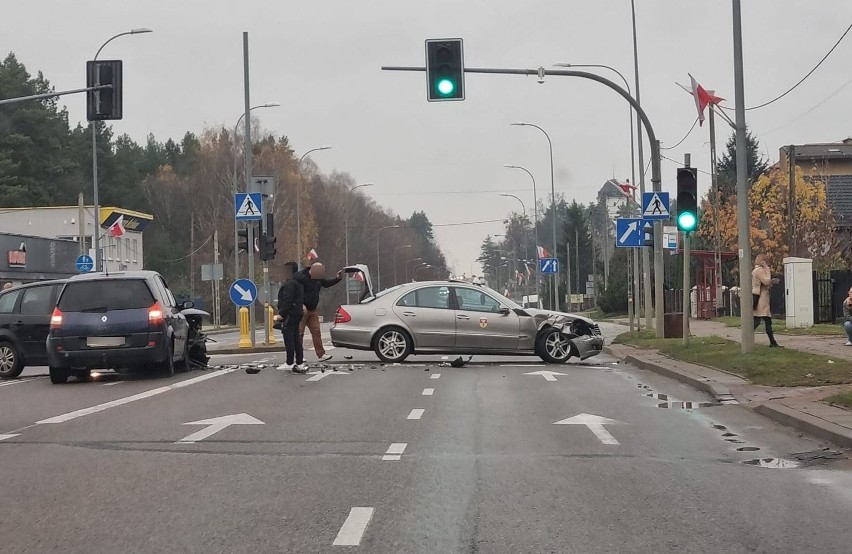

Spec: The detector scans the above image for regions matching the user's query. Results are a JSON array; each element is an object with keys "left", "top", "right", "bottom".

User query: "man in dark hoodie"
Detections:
[
  {"left": 295, "top": 262, "right": 342, "bottom": 362},
  {"left": 276, "top": 261, "right": 307, "bottom": 373}
]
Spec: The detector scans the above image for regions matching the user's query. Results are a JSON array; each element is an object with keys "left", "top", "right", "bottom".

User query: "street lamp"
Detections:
[
  {"left": 499, "top": 193, "right": 530, "bottom": 297},
  {"left": 231, "top": 102, "right": 280, "bottom": 280},
  {"left": 504, "top": 164, "right": 540, "bottom": 297},
  {"left": 345, "top": 183, "right": 374, "bottom": 302},
  {"left": 91, "top": 28, "right": 153, "bottom": 272},
  {"left": 414, "top": 263, "right": 432, "bottom": 280},
  {"left": 296, "top": 146, "right": 332, "bottom": 266},
  {"left": 376, "top": 224, "right": 402, "bottom": 291},
  {"left": 392, "top": 245, "right": 412, "bottom": 285},
  {"left": 405, "top": 257, "right": 422, "bottom": 282},
  {"left": 511, "top": 121, "right": 558, "bottom": 309}
]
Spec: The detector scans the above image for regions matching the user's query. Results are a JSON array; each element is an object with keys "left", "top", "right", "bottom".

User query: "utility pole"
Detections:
[
  {"left": 710, "top": 106, "right": 723, "bottom": 315},
  {"left": 575, "top": 227, "right": 580, "bottom": 305},
  {"left": 242, "top": 32, "right": 256, "bottom": 347},
  {"left": 733, "top": 0, "right": 754, "bottom": 353},
  {"left": 78, "top": 192, "right": 86, "bottom": 255},
  {"left": 566, "top": 240, "right": 572, "bottom": 311},
  {"left": 213, "top": 230, "right": 220, "bottom": 328},
  {"left": 788, "top": 145, "right": 797, "bottom": 258},
  {"left": 683, "top": 153, "right": 691, "bottom": 346}
]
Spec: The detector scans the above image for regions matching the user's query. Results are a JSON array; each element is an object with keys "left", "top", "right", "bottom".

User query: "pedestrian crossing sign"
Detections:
[
  {"left": 642, "top": 191, "right": 670, "bottom": 220},
  {"left": 235, "top": 193, "right": 263, "bottom": 221}
]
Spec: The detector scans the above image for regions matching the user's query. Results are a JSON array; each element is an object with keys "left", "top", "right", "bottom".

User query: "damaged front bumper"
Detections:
[{"left": 569, "top": 334, "right": 604, "bottom": 360}]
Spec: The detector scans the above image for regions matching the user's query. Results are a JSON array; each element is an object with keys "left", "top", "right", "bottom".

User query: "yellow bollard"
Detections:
[
  {"left": 238, "top": 306, "right": 252, "bottom": 348},
  {"left": 266, "top": 304, "right": 277, "bottom": 345}
]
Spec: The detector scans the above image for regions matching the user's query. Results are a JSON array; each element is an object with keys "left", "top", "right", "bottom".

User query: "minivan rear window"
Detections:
[{"left": 58, "top": 279, "right": 155, "bottom": 312}]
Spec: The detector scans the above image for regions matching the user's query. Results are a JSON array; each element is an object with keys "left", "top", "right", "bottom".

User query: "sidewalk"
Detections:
[{"left": 606, "top": 318, "right": 852, "bottom": 448}]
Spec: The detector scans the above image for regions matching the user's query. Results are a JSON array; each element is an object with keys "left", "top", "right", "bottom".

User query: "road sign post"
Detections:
[{"left": 75, "top": 254, "right": 94, "bottom": 273}]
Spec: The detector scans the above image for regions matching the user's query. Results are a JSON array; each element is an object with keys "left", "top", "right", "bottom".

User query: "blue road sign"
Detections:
[
  {"left": 616, "top": 218, "right": 644, "bottom": 248},
  {"left": 235, "top": 193, "right": 263, "bottom": 221},
  {"left": 642, "top": 191, "right": 670, "bottom": 220},
  {"left": 229, "top": 279, "right": 258, "bottom": 306},
  {"left": 75, "top": 254, "right": 94, "bottom": 273},
  {"left": 540, "top": 258, "right": 559, "bottom": 274}
]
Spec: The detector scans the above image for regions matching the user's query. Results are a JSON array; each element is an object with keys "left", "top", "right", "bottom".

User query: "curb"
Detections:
[{"left": 755, "top": 403, "right": 852, "bottom": 449}]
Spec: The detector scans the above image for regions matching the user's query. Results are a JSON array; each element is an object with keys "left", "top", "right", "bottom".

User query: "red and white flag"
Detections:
[
  {"left": 353, "top": 271, "right": 365, "bottom": 282},
  {"left": 537, "top": 245, "right": 550, "bottom": 259},
  {"left": 306, "top": 248, "right": 319, "bottom": 261},
  {"left": 108, "top": 215, "right": 125, "bottom": 238},
  {"left": 525, "top": 263, "right": 532, "bottom": 277},
  {"left": 619, "top": 180, "right": 638, "bottom": 197},
  {"left": 689, "top": 73, "right": 724, "bottom": 126}
]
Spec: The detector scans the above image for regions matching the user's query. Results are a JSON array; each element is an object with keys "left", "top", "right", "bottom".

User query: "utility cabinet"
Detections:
[{"left": 784, "top": 257, "right": 814, "bottom": 328}]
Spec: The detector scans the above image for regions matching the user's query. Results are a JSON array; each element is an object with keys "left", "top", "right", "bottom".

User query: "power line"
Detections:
[
  {"left": 661, "top": 117, "right": 700, "bottom": 150},
  {"left": 758, "top": 73, "right": 852, "bottom": 137},
  {"left": 660, "top": 154, "right": 712, "bottom": 176},
  {"left": 746, "top": 21, "right": 852, "bottom": 111}
]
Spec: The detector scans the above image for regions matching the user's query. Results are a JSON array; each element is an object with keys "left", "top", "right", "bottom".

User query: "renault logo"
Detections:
[{"left": 101, "top": 316, "right": 108, "bottom": 323}]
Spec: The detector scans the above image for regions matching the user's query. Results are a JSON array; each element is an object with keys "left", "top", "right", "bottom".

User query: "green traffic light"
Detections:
[
  {"left": 437, "top": 78, "right": 455, "bottom": 96},
  {"left": 678, "top": 211, "right": 697, "bottom": 232}
]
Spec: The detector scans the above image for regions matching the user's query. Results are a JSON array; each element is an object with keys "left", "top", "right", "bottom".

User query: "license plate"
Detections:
[{"left": 87, "top": 337, "right": 125, "bottom": 348}]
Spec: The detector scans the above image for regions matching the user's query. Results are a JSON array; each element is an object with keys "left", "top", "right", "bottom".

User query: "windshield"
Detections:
[{"left": 58, "top": 279, "right": 154, "bottom": 311}]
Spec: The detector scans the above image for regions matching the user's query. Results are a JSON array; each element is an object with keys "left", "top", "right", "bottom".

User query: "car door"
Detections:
[
  {"left": 17, "top": 284, "right": 58, "bottom": 364},
  {"left": 452, "top": 286, "right": 522, "bottom": 351},
  {"left": 154, "top": 275, "right": 188, "bottom": 357},
  {"left": 391, "top": 285, "right": 455, "bottom": 349},
  {"left": 0, "top": 288, "right": 24, "bottom": 351}
]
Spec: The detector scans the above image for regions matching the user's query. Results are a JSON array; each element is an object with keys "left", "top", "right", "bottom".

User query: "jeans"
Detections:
[
  {"left": 844, "top": 320, "right": 852, "bottom": 342},
  {"left": 300, "top": 308, "right": 325, "bottom": 358},
  {"left": 282, "top": 317, "right": 304, "bottom": 365},
  {"left": 753, "top": 316, "right": 778, "bottom": 346}
]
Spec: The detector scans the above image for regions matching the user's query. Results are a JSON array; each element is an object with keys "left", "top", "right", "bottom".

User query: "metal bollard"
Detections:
[
  {"left": 266, "top": 304, "right": 277, "bottom": 345},
  {"left": 238, "top": 306, "right": 252, "bottom": 348}
]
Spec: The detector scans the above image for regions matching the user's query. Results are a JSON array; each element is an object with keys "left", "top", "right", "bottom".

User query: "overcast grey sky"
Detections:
[{"left": 6, "top": 0, "right": 852, "bottom": 274}]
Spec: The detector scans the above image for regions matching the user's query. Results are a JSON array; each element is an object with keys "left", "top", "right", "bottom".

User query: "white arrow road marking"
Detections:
[
  {"left": 523, "top": 370, "right": 568, "bottom": 382},
  {"left": 233, "top": 284, "right": 253, "bottom": 301},
  {"left": 407, "top": 409, "right": 425, "bottom": 420},
  {"left": 554, "top": 413, "right": 623, "bottom": 445},
  {"left": 0, "top": 433, "right": 20, "bottom": 442},
  {"left": 422, "top": 388, "right": 434, "bottom": 395},
  {"left": 37, "top": 368, "right": 238, "bottom": 424},
  {"left": 176, "top": 413, "right": 264, "bottom": 444},
  {"left": 306, "top": 370, "right": 350, "bottom": 382},
  {"left": 382, "top": 442, "right": 407, "bottom": 461},
  {"left": 619, "top": 221, "right": 638, "bottom": 244},
  {"left": 333, "top": 507, "right": 374, "bottom": 546},
  {"left": 430, "top": 373, "right": 440, "bottom": 379},
  {"left": 0, "top": 377, "right": 40, "bottom": 388}
]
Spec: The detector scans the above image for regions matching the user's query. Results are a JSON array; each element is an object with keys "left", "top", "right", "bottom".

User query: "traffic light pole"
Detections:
[
  {"left": 243, "top": 32, "right": 255, "bottom": 348},
  {"left": 382, "top": 64, "right": 666, "bottom": 336},
  {"left": 683, "top": 153, "right": 692, "bottom": 346}
]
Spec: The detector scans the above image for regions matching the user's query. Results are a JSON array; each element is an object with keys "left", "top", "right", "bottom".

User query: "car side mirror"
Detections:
[
  {"left": 181, "top": 300, "right": 194, "bottom": 310},
  {"left": 499, "top": 307, "right": 511, "bottom": 316}
]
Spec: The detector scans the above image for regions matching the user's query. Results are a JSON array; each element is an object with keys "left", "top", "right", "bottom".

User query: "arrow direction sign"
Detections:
[
  {"left": 229, "top": 278, "right": 257, "bottom": 307},
  {"left": 615, "top": 218, "right": 643, "bottom": 248},
  {"left": 306, "top": 370, "right": 350, "bottom": 382},
  {"left": 619, "top": 221, "right": 638, "bottom": 244},
  {"left": 177, "top": 413, "right": 264, "bottom": 444},
  {"left": 523, "top": 370, "right": 567, "bottom": 382},
  {"left": 553, "top": 413, "right": 622, "bottom": 445}
]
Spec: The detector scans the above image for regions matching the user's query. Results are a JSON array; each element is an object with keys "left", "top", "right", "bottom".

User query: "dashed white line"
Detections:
[
  {"left": 0, "top": 433, "right": 20, "bottom": 442},
  {"left": 406, "top": 409, "right": 425, "bottom": 420},
  {"left": 333, "top": 507, "right": 374, "bottom": 546},
  {"left": 422, "top": 388, "right": 434, "bottom": 396},
  {"left": 382, "top": 442, "right": 407, "bottom": 461},
  {"left": 36, "top": 368, "right": 239, "bottom": 424},
  {"left": 0, "top": 378, "right": 40, "bottom": 388},
  {"left": 100, "top": 381, "right": 122, "bottom": 387},
  {"left": 430, "top": 373, "right": 440, "bottom": 379}
]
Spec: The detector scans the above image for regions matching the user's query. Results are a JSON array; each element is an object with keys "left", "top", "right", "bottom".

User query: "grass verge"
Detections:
[
  {"left": 824, "top": 391, "right": 852, "bottom": 410},
  {"left": 614, "top": 330, "right": 852, "bottom": 387},
  {"left": 714, "top": 316, "right": 841, "bottom": 336}
]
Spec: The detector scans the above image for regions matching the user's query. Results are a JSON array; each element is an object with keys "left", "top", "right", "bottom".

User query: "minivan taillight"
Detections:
[
  {"left": 50, "top": 308, "right": 63, "bottom": 330},
  {"left": 335, "top": 307, "right": 351, "bottom": 324},
  {"left": 149, "top": 302, "right": 164, "bottom": 325}
]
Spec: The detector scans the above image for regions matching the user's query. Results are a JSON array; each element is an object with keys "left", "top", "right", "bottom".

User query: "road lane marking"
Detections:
[
  {"left": 406, "top": 409, "right": 425, "bottom": 420},
  {"left": 422, "top": 388, "right": 434, "bottom": 396},
  {"left": 523, "top": 370, "right": 567, "bottom": 382},
  {"left": 382, "top": 442, "right": 407, "bottom": 461},
  {"left": 100, "top": 381, "right": 122, "bottom": 387},
  {"left": 554, "top": 413, "right": 622, "bottom": 445},
  {"left": 176, "top": 413, "right": 264, "bottom": 444},
  {"left": 0, "top": 378, "right": 40, "bottom": 387},
  {"left": 430, "top": 374, "right": 440, "bottom": 379},
  {"left": 0, "top": 433, "right": 20, "bottom": 441},
  {"left": 333, "top": 507, "right": 374, "bottom": 546},
  {"left": 306, "top": 370, "right": 349, "bottom": 382},
  {"left": 36, "top": 368, "right": 238, "bottom": 424}
]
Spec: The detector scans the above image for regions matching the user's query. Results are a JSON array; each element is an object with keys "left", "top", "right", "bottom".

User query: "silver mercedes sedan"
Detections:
[{"left": 331, "top": 265, "right": 603, "bottom": 363}]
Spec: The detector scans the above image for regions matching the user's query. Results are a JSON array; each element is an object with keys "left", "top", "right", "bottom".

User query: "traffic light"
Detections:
[
  {"left": 425, "top": 39, "right": 465, "bottom": 101},
  {"left": 259, "top": 234, "right": 277, "bottom": 261},
  {"left": 237, "top": 228, "right": 249, "bottom": 253},
  {"left": 676, "top": 167, "right": 698, "bottom": 232},
  {"left": 86, "top": 60, "right": 123, "bottom": 121}
]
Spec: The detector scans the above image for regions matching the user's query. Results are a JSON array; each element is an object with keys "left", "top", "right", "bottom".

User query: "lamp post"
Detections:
[
  {"left": 499, "top": 193, "right": 529, "bottom": 298},
  {"left": 91, "top": 28, "right": 152, "bottom": 272},
  {"left": 231, "top": 103, "right": 280, "bottom": 281},
  {"left": 345, "top": 183, "right": 373, "bottom": 303},
  {"left": 414, "top": 263, "right": 432, "bottom": 280},
  {"left": 376, "top": 224, "right": 401, "bottom": 291},
  {"left": 504, "top": 164, "right": 539, "bottom": 298},
  {"left": 296, "top": 146, "right": 332, "bottom": 266},
  {"left": 554, "top": 61, "right": 641, "bottom": 331},
  {"left": 405, "top": 257, "right": 423, "bottom": 282},
  {"left": 392, "top": 245, "right": 412, "bottom": 285},
  {"left": 511, "top": 122, "right": 558, "bottom": 310}
]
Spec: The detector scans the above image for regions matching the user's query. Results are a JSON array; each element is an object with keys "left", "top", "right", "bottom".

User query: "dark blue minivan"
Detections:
[{"left": 47, "top": 271, "right": 191, "bottom": 384}]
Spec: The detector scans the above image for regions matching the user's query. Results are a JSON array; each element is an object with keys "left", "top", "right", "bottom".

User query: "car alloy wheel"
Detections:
[
  {"left": 0, "top": 343, "right": 23, "bottom": 379},
  {"left": 375, "top": 328, "right": 411, "bottom": 363},
  {"left": 538, "top": 328, "right": 572, "bottom": 364}
]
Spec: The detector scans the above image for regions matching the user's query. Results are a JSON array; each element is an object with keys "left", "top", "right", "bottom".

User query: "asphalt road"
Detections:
[{"left": 2, "top": 323, "right": 852, "bottom": 553}]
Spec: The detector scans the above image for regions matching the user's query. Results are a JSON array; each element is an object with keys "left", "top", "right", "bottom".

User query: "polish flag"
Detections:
[
  {"left": 525, "top": 263, "right": 532, "bottom": 277},
  {"left": 516, "top": 270, "right": 524, "bottom": 285},
  {"left": 306, "top": 248, "right": 319, "bottom": 261},
  {"left": 537, "top": 245, "right": 550, "bottom": 259},
  {"left": 108, "top": 216, "right": 125, "bottom": 238},
  {"left": 619, "top": 180, "right": 638, "bottom": 197},
  {"left": 689, "top": 73, "right": 724, "bottom": 126}
]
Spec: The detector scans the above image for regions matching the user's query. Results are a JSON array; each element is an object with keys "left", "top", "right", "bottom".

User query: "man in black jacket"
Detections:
[
  {"left": 294, "top": 262, "right": 342, "bottom": 362},
  {"left": 276, "top": 261, "right": 307, "bottom": 373}
]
